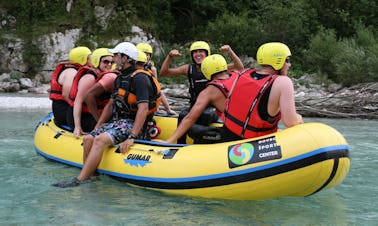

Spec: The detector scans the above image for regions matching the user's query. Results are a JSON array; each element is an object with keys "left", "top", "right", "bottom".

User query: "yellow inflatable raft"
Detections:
[{"left": 34, "top": 113, "right": 350, "bottom": 200}]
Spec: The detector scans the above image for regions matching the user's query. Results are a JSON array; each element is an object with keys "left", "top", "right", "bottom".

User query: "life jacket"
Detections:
[
  {"left": 223, "top": 68, "right": 281, "bottom": 138},
  {"left": 188, "top": 63, "right": 208, "bottom": 106},
  {"left": 206, "top": 73, "right": 238, "bottom": 118},
  {"left": 49, "top": 62, "right": 81, "bottom": 101},
  {"left": 67, "top": 66, "right": 98, "bottom": 113},
  {"left": 113, "top": 68, "right": 161, "bottom": 119},
  {"left": 95, "top": 70, "right": 121, "bottom": 111}
]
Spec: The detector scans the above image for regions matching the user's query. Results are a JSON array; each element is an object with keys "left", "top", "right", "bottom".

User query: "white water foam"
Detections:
[{"left": 0, "top": 96, "right": 51, "bottom": 110}]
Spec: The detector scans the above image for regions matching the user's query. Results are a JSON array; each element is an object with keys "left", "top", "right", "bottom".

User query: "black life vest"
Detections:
[
  {"left": 188, "top": 63, "right": 208, "bottom": 106},
  {"left": 113, "top": 69, "right": 161, "bottom": 119}
]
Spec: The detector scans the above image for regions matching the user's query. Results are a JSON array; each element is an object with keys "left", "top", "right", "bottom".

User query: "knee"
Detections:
[
  {"left": 93, "top": 133, "right": 110, "bottom": 147},
  {"left": 83, "top": 134, "right": 94, "bottom": 144}
]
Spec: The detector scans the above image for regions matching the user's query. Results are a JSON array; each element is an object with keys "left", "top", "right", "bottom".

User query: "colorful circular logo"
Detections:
[{"left": 229, "top": 143, "right": 254, "bottom": 165}]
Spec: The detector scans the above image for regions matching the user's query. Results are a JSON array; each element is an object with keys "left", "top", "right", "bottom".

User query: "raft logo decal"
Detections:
[
  {"left": 228, "top": 136, "right": 282, "bottom": 168},
  {"left": 229, "top": 143, "right": 254, "bottom": 165},
  {"left": 124, "top": 154, "right": 151, "bottom": 167}
]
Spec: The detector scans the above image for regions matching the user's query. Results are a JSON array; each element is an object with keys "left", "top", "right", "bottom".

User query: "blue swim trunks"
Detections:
[{"left": 90, "top": 118, "right": 135, "bottom": 145}]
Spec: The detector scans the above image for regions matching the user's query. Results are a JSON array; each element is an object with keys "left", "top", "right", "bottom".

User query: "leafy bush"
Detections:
[
  {"left": 155, "top": 43, "right": 192, "bottom": 85},
  {"left": 306, "top": 27, "right": 340, "bottom": 80},
  {"left": 22, "top": 40, "right": 45, "bottom": 77},
  {"left": 204, "top": 11, "right": 260, "bottom": 56},
  {"left": 2, "top": 0, "right": 378, "bottom": 84},
  {"left": 307, "top": 25, "right": 378, "bottom": 85},
  {"left": 333, "top": 27, "right": 378, "bottom": 85}
]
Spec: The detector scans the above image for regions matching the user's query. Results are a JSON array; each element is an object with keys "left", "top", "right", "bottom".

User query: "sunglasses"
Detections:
[
  {"left": 285, "top": 58, "right": 290, "bottom": 63},
  {"left": 101, "top": 60, "right": 114, "bottom": 65}
]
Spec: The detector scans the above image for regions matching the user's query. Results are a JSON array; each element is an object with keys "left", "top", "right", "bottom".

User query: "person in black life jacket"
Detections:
[
  {"left": 137, "top": 42, "right": 176, "bottom": 115},
  {"left": 165, "top": 54, "right": 238, "bottom": 144},
  {"left": 160, "top": 42, "right": 244, "bottom": 143},
  {"left": 49, "top": 46, "right": 91, "bottom": 128},
  {"left": 221, "top": 42, "right": 303, "bottom": 142},
  {"left": 66, "top": 48, "right": 115, "bottom": 138},
  {"left": 53, "top": 42, "right": 160, "bottom": 188}
]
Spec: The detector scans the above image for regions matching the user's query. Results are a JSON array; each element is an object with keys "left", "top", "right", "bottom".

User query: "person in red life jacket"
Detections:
[
  {"left": 137, "top": 42, "right": 176, "bottom": 116},
  {"left": 221, "top": 42, "right": 303, "bottom": 142},
  {"left": 53, "top": 42, "right": 161, "bottom": 187},
  {"left": 165, "top": 54, "right": 237, "bottom": 144},
  {"left": 160, "top": 42, "right": 244, "bottom": 143},
  {"left": 49, "top": 46, "right": 91, "bottom": 128},
  {"left": 84, "top": 49, "right": 120, "bottom": 123},
  {"left": 66, "top": 48, "right": 114, "bottom": 138}
]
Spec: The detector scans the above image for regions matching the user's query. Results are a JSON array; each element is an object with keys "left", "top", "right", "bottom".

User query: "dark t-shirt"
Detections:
[
  {"left": 132, "top": 72, "right": 155, "bottom": 104},
  {"left": 112, "top": 69, "right": 155, "bottom": 119}
]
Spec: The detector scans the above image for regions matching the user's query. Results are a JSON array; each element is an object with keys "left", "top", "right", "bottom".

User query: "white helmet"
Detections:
[{"left": 109, "top": 42, "right": 138, "bottom": 60}]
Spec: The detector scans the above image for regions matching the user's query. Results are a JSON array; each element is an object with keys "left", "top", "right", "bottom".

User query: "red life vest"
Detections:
[
  {"left": 115, "top": 69, "right": 162, "bottom": 116},
  {"left": 95, "top": 70, "right": 121, "bottom": 111},
  {"left": 206, "top": 73, "right": 238, "bottom": 118},
  {"left": 67, "top": 66, "right": 98, "bottom": 112},
  {"left": 223, "top": 68, "right": 281, "bottom": 138},
  {"left": 49, "top": 62, "right": 80, "bottom": 101}
]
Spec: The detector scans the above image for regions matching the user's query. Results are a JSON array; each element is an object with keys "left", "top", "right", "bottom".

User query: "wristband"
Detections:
[{"left": 128, "top": 133, "right": 137, "bottom": 139}]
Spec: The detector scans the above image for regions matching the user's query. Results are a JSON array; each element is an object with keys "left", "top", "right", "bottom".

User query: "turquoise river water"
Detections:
[{"left": 0, "top": 106, "right": 377, "bottom": 225}]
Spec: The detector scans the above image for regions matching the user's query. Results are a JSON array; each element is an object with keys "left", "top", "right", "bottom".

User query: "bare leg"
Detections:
[
  {"left": 77, "top": 133, "right": 112, "bottom": 181},
  {"left": 82, "top": 134, "right": 94, "bottom": 163}
]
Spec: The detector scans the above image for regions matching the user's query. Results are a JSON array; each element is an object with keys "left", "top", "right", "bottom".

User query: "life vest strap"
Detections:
[{"left": 223, "top": 111, "right": 277, "bottom": 132}]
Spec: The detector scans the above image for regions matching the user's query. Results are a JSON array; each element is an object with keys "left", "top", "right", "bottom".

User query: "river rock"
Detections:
[{"left": 0, "top": 75, "right": 377, "bottom": 120}]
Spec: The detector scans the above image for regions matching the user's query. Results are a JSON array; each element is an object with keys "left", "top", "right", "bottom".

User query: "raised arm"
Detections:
[
  {"left": 219, "top": 45, "right": 244, "bottom": 71},
  {"left": 159, "top": 49, "right": 189, "bottom": 77}
]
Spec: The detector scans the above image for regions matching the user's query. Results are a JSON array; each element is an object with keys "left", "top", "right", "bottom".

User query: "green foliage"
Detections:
[
  {"left": 306, "top": 27, "right": 340, "bottom": 79},
  {"left": 22, "top": 40, "right": 45, "bottom": 77},
  {"left": 332, "top": 27, "right": 378, "bottom": 85},
  {"left": 133, "top": 0, "right": 176, "bottom": 40},
  {"left": 155, "top": 43, "right": 191, "bottom": 85},
  {"left": 307, "top": 25, "right": 378, "bottom": 85},
  {"left": 205, "top": 11, "right": 259, "bottom": 56},
  {"left": 9, "top": 71, "right": 22, "bottom": 80},
  {"left": 105, "top": 2, "right": 134, "bottom": 38},
  {"left": 1, "top": 0, "right": 378, "bottom": 84}
]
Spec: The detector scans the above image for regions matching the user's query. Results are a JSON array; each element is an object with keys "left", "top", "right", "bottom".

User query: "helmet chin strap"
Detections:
[
  {"left": 117, "top": 53, "right": 124, "bottom": 70},
  {"left": 126, "top": 55, "right": 133, "bottom": 63}
]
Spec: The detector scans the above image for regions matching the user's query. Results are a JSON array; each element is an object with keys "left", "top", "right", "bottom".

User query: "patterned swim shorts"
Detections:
[{"left": 90, "top": 118, "right": 134, "bottom": 145}]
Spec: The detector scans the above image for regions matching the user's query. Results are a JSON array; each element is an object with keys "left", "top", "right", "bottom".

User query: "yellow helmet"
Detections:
[
  {"left": 68, "top": 46, "right": 91, "bottom": 66},
  {"left": 189, "top": 41, "right": 211, "bottom": 56},
  {"left": 136, "top": 43, "right": 153, "bottom": 54},
  {"left": 256, "top": 42, "right": 291, "bottom": 70},
  {"left": 91, "top": 48, "right": 113, "bottom": 68},
  {"left": 136, "top": 50, "right": 148, "bottom": 63},
  {"left": 201, "top": 54, "right": 227, "bottom": 80}
]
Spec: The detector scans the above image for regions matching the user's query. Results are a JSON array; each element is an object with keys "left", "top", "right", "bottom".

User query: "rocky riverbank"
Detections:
[{"left": 0, "top": 73, "right": 377, "bottom": 119}]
